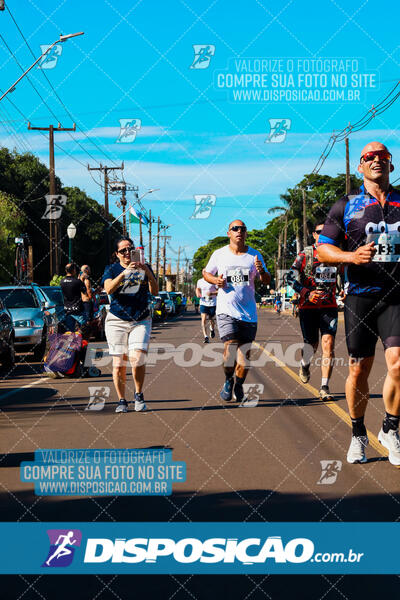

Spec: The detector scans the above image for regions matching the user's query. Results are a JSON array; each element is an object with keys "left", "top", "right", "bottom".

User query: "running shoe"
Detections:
[
  {"left": 220, "top": 378, "right": 234, "bottom": 402},
  {"left": 378, "top": 428, "right": 400, "bottom": 466},
  {"left": 233, "top": 381, "right": 245, "bottom": 403},
  {"left": 204, "top": 336, "right": 209, "bottom": 344},
  {"left": 346, "top": 435, "right": 369, "bottom": 464},
  {"left": 299, "top": 364, "right": 310, "bottom": 383},
  {"left": 319, "top": 385, "right": 333, "bottom": 401},
  {"left": 134, "top": 392, "right": 147, "bottom": 412},
  {"left": 115, "top": 399, "right": 128, "bottom": 413},
  {"left": 210, "top": 329, "right": 215, "bottom": 339}
]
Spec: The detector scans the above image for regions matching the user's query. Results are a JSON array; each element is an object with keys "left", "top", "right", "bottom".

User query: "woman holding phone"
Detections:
[{"left": 101, "top": 237, "right": 158, "bottom": 413}]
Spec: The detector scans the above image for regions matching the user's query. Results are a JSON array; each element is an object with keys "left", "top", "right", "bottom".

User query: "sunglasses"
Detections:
[
  {"left": 360, "top": 150, "right": 392, "bottom": 163},
  {"left": 314, "top": 229, "right": 324, "bottom": 234},
  {"left": 118, "top": 246, "right": 133, "bottom": 255},
  {"left": 230, "top": 226, "right": 247, "bottom": 232}
]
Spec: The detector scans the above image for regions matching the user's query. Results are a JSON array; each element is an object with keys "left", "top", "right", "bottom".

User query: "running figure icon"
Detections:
[{"left": 45, "top": 531, "right": 77, "bottom": 566}]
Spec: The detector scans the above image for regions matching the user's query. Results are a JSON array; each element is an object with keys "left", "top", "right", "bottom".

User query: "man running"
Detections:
[
  {"left": 203, "top": 219, "right": 270, "bottom": 403},
  {"left": 318, "top": 141, "right": 400, "bottom": 466},
  {"left": 287, "top": 223, "right": 338, "bottom": 401},
  {"left": 196, "top": 276, "right": 218, "bottom": 343}
]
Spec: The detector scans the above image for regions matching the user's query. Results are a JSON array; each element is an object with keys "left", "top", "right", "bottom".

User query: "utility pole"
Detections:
[
  {"left": 302, "top": 188, "right": 307, "bottom": 249},
  {"left": 155, "top": 216, "right": 161, "bottom": 283},
  {"left": 148, "top": 210, "right": 152, "bottom": 267},
  {"left": 87, "top": 163, "right": 124, "bottom": 216},
  {"left": 176, "top": 246, "right": 181, "bottom": 291},
  {"left": 159, "top": 228, "right": 171, "bottom": 290},
  {"left": 345, "top": 136, "right": 351, "bottom": 195},
  {"left": 28, "top": 121, "right": 76, "bottom": 277}
]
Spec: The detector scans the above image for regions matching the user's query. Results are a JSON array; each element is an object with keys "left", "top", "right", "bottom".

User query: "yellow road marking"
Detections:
[{"left": 253, "top": 342, "right": 388, "bottom": 459}]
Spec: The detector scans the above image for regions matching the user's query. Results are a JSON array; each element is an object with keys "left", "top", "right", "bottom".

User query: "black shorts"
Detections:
[
  {"left": 299, "top": 307, "right": 338, "bottom": 346},
  {"left": 344, "top": 295, "right": 400, "bottom": 358},
  {"left": 200, "top": 305, "right": 216, "bottom": 317}
]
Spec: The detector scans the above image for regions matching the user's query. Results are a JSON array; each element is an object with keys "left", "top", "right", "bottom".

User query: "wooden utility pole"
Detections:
[
  {"left": 28, "top": 122, "right": 76, "bottom": 277},
  {"left": 121, "top": 185, "right": 127, "bottom": 235},
  {"left": 87, "top": 163, "right": 124, "bottom": 216},
  {"left": 302, "top": 188, "right": 307, "bottom": 249},
  {"left": 176, "top": 246, "right": 181, "bottom": 291},
  {"left": 88, "top": 163, "right": 124, "bottom": 260},
  {"left": 345, "top": 137, "right": 351, "bottom": 194},
  {"left": 139, "top": 218, "right": 143, "bottom": 246},
  {"left": 155, "top": 216, "right": 161, "bottom": 282},
  {"left": 159, "top": 228, "right": 171, "bottom": 290},
  {"left": 148, "top": 210, "right": 152, "bottom": 267},
  {"left": 283, "top": 215, "right": 288, "bottom": 270}
]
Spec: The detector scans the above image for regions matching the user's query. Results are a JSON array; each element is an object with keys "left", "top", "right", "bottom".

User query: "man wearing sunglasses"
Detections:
[
  {"left": 203, "top": 220, "right": 270, "bottom": 403},
  {"left": 287, "top": 223, "right": 339, "bottom": 401},
  {"left": 318, "top": 142, "right": 400, "bottom": 466}
]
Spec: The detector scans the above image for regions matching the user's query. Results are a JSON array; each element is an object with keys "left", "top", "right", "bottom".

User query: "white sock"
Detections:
[{"left": 321, "top": 377, "right": 329, "bottom": 387}]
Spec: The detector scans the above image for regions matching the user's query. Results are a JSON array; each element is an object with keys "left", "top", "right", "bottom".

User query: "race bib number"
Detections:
[
  {"left": 315, "top": 266, "right": 337, "bottom": 284},
  {"left": 367, "top": 233, "right": 400, "bottom": 263},
  {"left": 119, "top": 269, "right": 145, "bottom": 295},
  {"left": 226, "top": 267, "right": 250, "bottom": 286}
]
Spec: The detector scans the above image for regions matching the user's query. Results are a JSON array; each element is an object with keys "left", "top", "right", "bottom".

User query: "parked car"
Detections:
[
  {"left": 41, "top": 286, "right": 65, "bottom": 324},
  {"left": 0, "top": 284, "right": 58, "bottom": 361},
  {"left": 158, "top": 291, "right": 175, "bottom": 317},
  {"left": 90, "top": 293, "right": 107, "bottom": 340},
  {"left": 169, "top": 291, "right": 185, "bottom": 314},
  {"left": 0, "top": 297, "right": 15, "bottom": 369},
  {"left": 150, "top": 295, "right": 166, "bottom": 322},
  {"left": 97, "top": 291, "right": 110, "bottom": 312}
]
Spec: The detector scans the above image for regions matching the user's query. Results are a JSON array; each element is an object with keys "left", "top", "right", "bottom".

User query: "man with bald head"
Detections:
[
  {"left": 203, "top": 219, "right": 270, "bottom": 404},
  {"left": 318, "top": 142, "right": 400, "bottom": 466}
]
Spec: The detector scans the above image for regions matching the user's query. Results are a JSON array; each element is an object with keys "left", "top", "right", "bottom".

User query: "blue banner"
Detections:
[{"left": 0, "top": 522, "right": 398, "bottom": 574}]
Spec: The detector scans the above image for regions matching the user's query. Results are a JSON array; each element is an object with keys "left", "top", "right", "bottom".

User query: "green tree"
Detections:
[
  {"left": 0, "top": 191, "right": 26, "bottom": 284},
  {"left": 0, "top": 148, "right": 122, "bottom": 285}
]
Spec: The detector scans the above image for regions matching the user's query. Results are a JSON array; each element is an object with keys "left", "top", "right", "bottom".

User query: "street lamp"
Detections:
[
  {"left": 135, "top": 188, "right": 160, "bottom": 203},
  {"left": 67, "top": 223, "right": 76, "bottom": 262},
  {"left": 0, "top": 32, "right": 84, "bottom": 103}
]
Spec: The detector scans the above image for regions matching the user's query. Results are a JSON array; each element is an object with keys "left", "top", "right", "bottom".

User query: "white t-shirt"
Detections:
[
  {"left": 196, "top": 278, "right": 217, "bottom": 307},
  {"left": 204, "top": 245, "right": 268, "bottom": 322}
]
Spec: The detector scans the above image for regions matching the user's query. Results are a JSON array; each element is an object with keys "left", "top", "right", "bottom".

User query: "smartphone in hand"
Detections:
[{"left": 130, "top": 249, "right": 141, "bottom": 263}]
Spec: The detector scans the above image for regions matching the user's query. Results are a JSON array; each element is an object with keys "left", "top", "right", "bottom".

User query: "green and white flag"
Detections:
[{"left": 129, "top": 206, "right": 149, "bottom": 225}]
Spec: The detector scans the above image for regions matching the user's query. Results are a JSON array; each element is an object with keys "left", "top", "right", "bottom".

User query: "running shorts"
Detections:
[
  {"left": 217, "top": 313, "right": 257, "bottom": 343},
  {"left": 200, "top": 305, "right": 216, "bottom": 317},
  {"left": 299, "top": 307, "right": 338, "bottom": 346},
  {"left": 344, "top": 295, "right": 400, "bottom": 358}
]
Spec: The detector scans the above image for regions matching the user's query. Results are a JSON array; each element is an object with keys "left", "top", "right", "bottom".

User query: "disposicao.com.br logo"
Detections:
[{"left": 82, "top": 536, "right": 363, "bottom": 565}]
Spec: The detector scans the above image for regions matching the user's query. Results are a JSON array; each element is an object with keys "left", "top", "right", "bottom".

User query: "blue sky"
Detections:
[{"left": 1, "top": 0, "right": 400, "bottom": 265}]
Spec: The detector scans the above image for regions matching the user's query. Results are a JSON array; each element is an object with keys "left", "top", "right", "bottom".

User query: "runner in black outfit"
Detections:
[{"left": 318, "top": 141, "right": 400, "bottom": 466}]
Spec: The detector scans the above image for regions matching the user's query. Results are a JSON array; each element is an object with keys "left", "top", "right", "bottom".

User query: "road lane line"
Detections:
[
  {"left": 253, "top": 342, "right": 388, "bottom": 459},
  {"left": 0, "top": 377, "right": 50, "bottom": 403}
]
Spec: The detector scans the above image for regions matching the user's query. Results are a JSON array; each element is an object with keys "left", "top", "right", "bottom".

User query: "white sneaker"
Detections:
[
  {"left": 378, "top": 428, "right": 400, "bottom": 466},
  {"left": 134, "top": 393, "right": 147, "bottom": 412},
  {"left": 347, "top": 435, "right": 369, "bottom": 464}
]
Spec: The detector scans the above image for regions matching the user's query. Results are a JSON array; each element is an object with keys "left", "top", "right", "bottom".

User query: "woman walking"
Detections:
[{"left": 101, "top": 237, "right": 158, "bottom": 413}]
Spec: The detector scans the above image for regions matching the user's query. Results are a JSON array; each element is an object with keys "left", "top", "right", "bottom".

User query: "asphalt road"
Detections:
[
  {"left": 1, "top": 307, "right": 399, "bottom": 599},
  {"left": 1, "top": 307, "right": 398, "bottom": 522}
]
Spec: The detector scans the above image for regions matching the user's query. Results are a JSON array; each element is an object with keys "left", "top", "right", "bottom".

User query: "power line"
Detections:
[
  {"left": 311, "top": 80, "right": 400, "bottom": 174},
  {"left": 6, "top": 4, "right": 117, "bottom": 166},
  {"left": 3, "top": 8, "right": 115, "bottom": 167}
]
